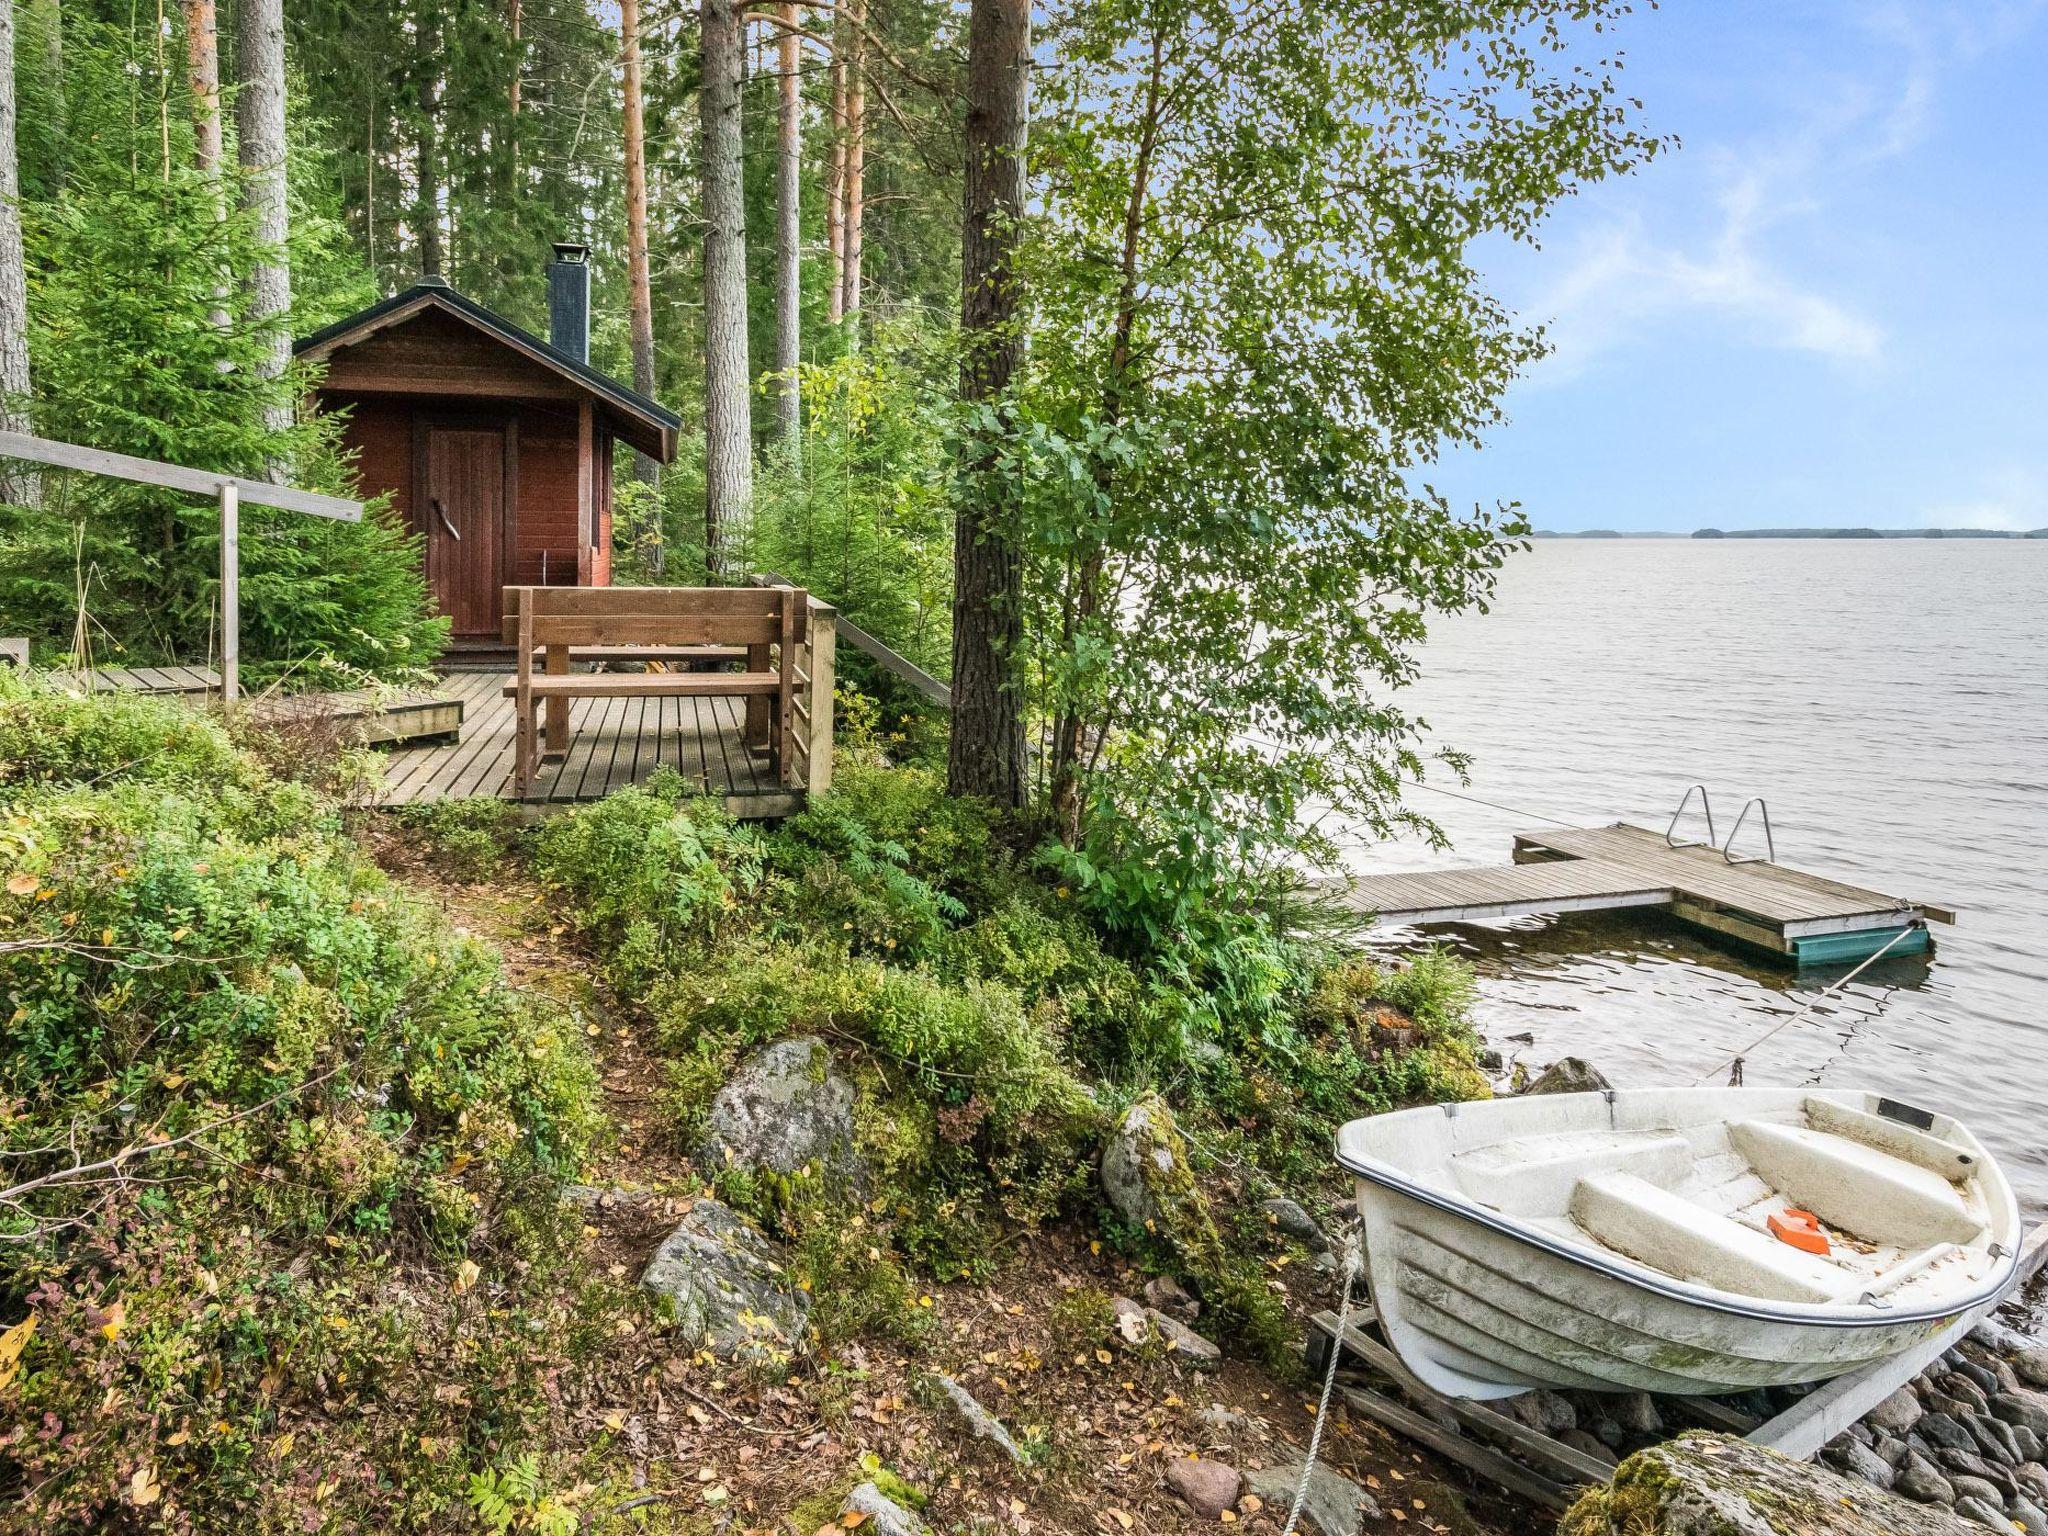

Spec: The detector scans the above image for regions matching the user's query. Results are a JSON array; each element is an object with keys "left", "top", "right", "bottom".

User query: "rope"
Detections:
[
  {"left": 1282, "top": 1226, "right": 1364, "bottom": 1536},
  {"left": 1690, "top": 920, "right": 1926, "bottom": 1086},
  {"left": 1398, "top": 778, "right": 1583, "bottom": 830}
]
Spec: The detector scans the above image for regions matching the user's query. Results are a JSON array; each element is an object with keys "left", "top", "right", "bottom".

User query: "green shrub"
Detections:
[
  {"left": 0, "top": 687, "right": 606, "bottom": 1532},
  {"left": 0, "top": 672, "right": 259, "bottom": 793}
]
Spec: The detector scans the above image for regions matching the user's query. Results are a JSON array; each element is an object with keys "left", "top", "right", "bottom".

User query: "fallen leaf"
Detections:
[
  {"left": 5, "top": 873, "right": 36, "bottom": 896},
  {"left": 1108, "top": 1510, "right": 1133, "bottom": 1531},
  {"left": 839, "top": 1513, "right": 869, "bottom": 1529},
  {"left": 452, "top": 1259, "right": 481, "bottom": 1295},
  {"left": 128, "top": 1466, "right": 160, "bottom": 1507},
  {"left": 0, "top": 1316, "right": 34, "bottom": 1389},
  {"left": 99, "top": 1301, "right": 126, "bottom": 1343},
  {"left": 272, "top": 1431, "right": 295, "bottom": 1459}
]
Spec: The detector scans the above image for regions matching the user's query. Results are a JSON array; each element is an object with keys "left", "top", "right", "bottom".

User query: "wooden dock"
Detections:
[
  {"left": 1338, "top": 821, "right": 1953, "bottom": 965},
  {"left": 372, "top": 669, "right": 803, "bottom": 816}
]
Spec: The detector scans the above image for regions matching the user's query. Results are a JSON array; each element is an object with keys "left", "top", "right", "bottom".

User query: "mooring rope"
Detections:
[
  {"left": 1282, "top": 1227, "right": 1365, "bottom": 1536},
  {"left": 1690, "top": 919, "right": 1927, "bottom": 1086}
]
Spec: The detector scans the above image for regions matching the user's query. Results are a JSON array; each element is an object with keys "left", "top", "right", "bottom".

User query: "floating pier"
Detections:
[{"left": 1339, "top": 818, "right": 1954, "bottom": 966}]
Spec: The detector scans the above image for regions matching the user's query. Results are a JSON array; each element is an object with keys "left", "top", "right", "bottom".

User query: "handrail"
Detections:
[
  {"left": 1665, "top": 784, "right": 1716, "bottom": 849},
  {"left": 1724, "top": 797, "right": 1776, "bottom": 865},
  {"left": 752, "top": 571, "right": 950, "bottom": 708}
]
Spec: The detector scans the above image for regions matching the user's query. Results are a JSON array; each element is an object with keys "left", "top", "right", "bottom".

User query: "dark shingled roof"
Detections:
[{"left": 296, "top": 277, "right": 680, "bottom": 462}]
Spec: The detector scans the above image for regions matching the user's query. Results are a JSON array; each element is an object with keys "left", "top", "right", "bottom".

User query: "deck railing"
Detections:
[{"left": 742, "top": 583, "right": 837, "bottom": 797}]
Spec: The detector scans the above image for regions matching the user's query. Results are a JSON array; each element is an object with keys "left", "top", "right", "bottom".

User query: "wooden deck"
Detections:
[
  {"left": 373, "top": 669, "right": 805, "bottom": 816},
  {"left": 1339, "top": 821, "right": 1953, "bottom": 966}
]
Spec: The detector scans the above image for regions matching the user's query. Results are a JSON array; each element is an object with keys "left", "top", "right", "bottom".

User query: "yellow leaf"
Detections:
[
  {"left": 128, "top": 1466, "right": 160, "bottom": 1507},
  {"left": 453, "top": 1259, "right": 481, "bottom": 1294},
  {"left": 603, "top": 1411, "right": 625, "bottom": 1432},
  {"left": 5, "top": 873, "right": 36, "bottom": 896},
  {"left": 162, "top": 1073, "right": 186, "bottom": 1090},
  {"left": 1109, "top": 1510, "right": 1133, "bottom": 1530},
  {"left": 0, "top": 1315, "right": 35, "bottom": 1389},
  {"left": 272, "top": 1430, "right": 295, "bottom": 1459},
  {"left": 165, "top": 1429, "right": 191, "bottom": 1447},
  {"left": 1095, "top": 1349, "right": 1112, "bottom": 1365},
  {"left": 839, "top": 1513, "right": 869, "bottom": 1529},
  {"left": 1219, "top": 1512, "right": 1237, "bottom": 1525},
  {"left": 99, "top": 1301, "right": 125, "bottom": 1342}
]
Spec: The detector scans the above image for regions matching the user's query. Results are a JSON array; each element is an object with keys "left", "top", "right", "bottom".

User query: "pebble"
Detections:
[
  {"left": 1919, "top": 1413, "right": 1978, "bottom": 1453},
  {"left": 1258, "top": 1196, "right": 1334, "bottom": 1253},
  {"left": 1507, "top": 1389, "right": 1576, "bottom": 1435},
  {"left": 1560, "top": 1429, "right": 1619, "bottom": 1468},
  {"left": 1146, "top": 1309, "right": 1222, "bottom": 1369},
  {"left": 1951, "top": 1474, "right": 2006, "bottom": 1509},
  {"left": 933, "top": 1374, "right": 1026, "bottom": 1464},
  {"left": 1997, "top": 1390, "right": 2048, "bottom": 1439},
  {"left": 1955, "top": 1495, "right": 2011, "bottom": 1530},
  {"left": 2019, "top": 1463, "right": 2048, "bottom": 1502},
  {"left": 2013, "top": 1496, "right": 2048, "bottom": 1536},
  {"left": 1110, "top": 1296, "right": 1150, "bottom": 1345},
  {"left": 1873, "top": 1432, "right": 1911, "bottom": 1469},
  {"left": 841, "top": 1483, "right": 928, "bottom": 1536},
  {"left": 1894, "top": 1453, "right": 1954, "bottom": 1505},
  {"left": 1868, "top": 1387, "right": 1925, "bottom": 1436},
  {"left": 1824, "top": 1438, "right": 1895, "bottom": 1489},
  {"left": 1143, "top": 1274, "right": 1200, "bottom": 1321},
  {"left": 1164, "top": 1458, "right": 1242, "bottom": 1519}
]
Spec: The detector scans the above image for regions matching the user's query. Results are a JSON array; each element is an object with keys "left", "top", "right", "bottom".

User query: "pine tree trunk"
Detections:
[
  {"left": 840, "top": 0, "right": 865, "bottom": 329},
  {"left": 0, "top": 0, "right": 37, "bottom": 507},
  {"left": 414, "top": 0, "right": 443, "bottom": 277},
  {"left": 946, "top": 0, "right": 1030, "bottom": 807},
  {"left": 620, "top": 0, "right": 659, "bottom": 511},
  {"left": 507, "top": 0, "right": 521, "bottom": 115},
  {"left": 182, "top": 0, "right": 221, "bottom": 174},
  {"left": 825, "top": 3, "right": 846, "bottom": 327},
  {"left": 772, "top": 0, "right": 801, "bottom": 449},
  {"left": 236, "top": 0, "right": 292, "bottom": 441},
  {"left": 700, "top": 0, "right": 752, "bottom": 580}
]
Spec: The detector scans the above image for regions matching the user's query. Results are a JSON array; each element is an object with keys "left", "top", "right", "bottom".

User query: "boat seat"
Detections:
[
  {"left": 1730, "top": 1120, "right": 1981, "bottom": 1250},
  {"left": 1452, "top": 1130, "right": 1692, "bottom": 1216},
  {"left": 1570, "top": 1172, "right": 1841, "bottom": 1303}
]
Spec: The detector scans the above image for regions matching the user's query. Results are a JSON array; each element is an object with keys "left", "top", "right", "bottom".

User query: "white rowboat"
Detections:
[{"left": 1335, "top": 1087, "right": 2022, "bottom": 1399}]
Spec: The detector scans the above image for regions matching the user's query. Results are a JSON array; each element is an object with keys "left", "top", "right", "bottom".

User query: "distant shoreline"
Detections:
[{"left": 1530, "top": 528, "right": 2048, "bottom": 541}]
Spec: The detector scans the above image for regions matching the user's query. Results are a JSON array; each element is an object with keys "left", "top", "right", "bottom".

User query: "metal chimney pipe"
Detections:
[{"left": 548, "top": 242, "right": 591, "bottom": 363}]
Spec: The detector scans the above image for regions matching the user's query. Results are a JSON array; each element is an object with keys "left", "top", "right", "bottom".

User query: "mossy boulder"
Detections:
[
  {"left": 1561, "top": 1432, "right": 1985, "bottom": 1535},
  {"left": 702, "top": 1035, "right": 860, "bottom": 1181},
  {"left": 1101, "top": 1092, "right": 1206, "bottom": 1236}
]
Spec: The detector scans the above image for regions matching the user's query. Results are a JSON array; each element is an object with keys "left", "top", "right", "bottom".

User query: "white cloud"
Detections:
[
  {"left": 1516, "top": 0, "right": 2048, "bottom": 381},
  {"left": 1529, "top": 174, "right": 1885, "bottom": 378}
]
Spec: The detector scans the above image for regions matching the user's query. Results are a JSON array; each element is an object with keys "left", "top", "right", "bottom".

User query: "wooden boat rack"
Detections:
[{"left": 1305, "top": 1221, "right": 2048, "bottom": 1510}]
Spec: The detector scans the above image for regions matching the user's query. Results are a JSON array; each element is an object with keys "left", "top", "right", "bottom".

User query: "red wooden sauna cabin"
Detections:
[{"left": 295, "top": 244, "right": 680, "bottom": 650}]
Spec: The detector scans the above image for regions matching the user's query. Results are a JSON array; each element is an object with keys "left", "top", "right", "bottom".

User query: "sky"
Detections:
[{"left": 1427, "top": 1, "right": 2048, "bottom": 534}]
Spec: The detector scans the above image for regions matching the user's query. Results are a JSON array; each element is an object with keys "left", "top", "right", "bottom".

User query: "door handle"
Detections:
[{"left": 432, "top": 497, "right": 461, "bottom": 542}]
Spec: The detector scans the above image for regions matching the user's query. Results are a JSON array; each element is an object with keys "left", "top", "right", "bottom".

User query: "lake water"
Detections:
[{"left": 1345, "top": 538, "right": 2048, "bottom": 1213}]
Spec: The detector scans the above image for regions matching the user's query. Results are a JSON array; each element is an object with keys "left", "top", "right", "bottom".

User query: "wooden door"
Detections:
[{"left": 421, "top": 426, "right": 507, "bottom": 638}]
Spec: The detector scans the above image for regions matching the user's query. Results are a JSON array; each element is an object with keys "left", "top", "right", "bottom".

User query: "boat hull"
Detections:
[
  {"left": 1339, "top": 1086, "right": 2022, "bottom": 1400},
  {"left": 1357, "top": 1171, "right": 1998, "bottom": 1400}
]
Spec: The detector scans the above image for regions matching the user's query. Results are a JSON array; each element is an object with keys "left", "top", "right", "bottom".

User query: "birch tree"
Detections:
[{"left": 0, "top": 0, "right": 35, "bottom": 507}]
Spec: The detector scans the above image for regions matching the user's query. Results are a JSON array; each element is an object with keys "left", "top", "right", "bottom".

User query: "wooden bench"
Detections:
[{"left": 502, "top": 586, "right": 809, "bottom": 799}]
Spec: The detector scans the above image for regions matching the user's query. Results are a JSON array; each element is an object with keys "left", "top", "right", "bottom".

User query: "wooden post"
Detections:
[
  {"left": 218, "top": 480, "right": 239, "bottom": 707},
  {"left": 806, "top": 605, "right": 835, "bottom": 797}
]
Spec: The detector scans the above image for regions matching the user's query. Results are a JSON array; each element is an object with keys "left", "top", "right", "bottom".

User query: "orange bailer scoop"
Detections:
[{"left": 1768, "top": 1208, "right": 1831, "bottom": 1256}]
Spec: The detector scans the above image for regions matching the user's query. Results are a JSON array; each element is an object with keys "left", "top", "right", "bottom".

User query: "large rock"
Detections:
[
  {"left": 1164, "top": 1458, "right": 1241, "bottom": 1518},
  {"left": 1869, "top": 1387, "right": 1926, "bottom": 1437},
  {"left": 1243, "top": 1461, "right": 1379, "bottom": 1536},
  {"left": 701, "top": 1036, "right": 858, "bottom": 1180},
  {"left": 1101, "top": 1094, "right": 1185, "bottom": 1228},
  {"left": 841, "top": 1483, "right": 927, "bottom": 1536},
  {"left": 933, "top": 1374, "right": 1025, "bottom": 1465},
  {"left": 1523, "top": 1057, "right": 1611, "bottom": 1096},
  {"left": 1562, "top": 1432, "right": 1989, "bottom": 1535},
  {"left": 1258, "top": 1196, "right": 1333, "bottom": 1253},
  {"left": 640, "top": 1198, "right": 809, "bottom": 1361}
]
